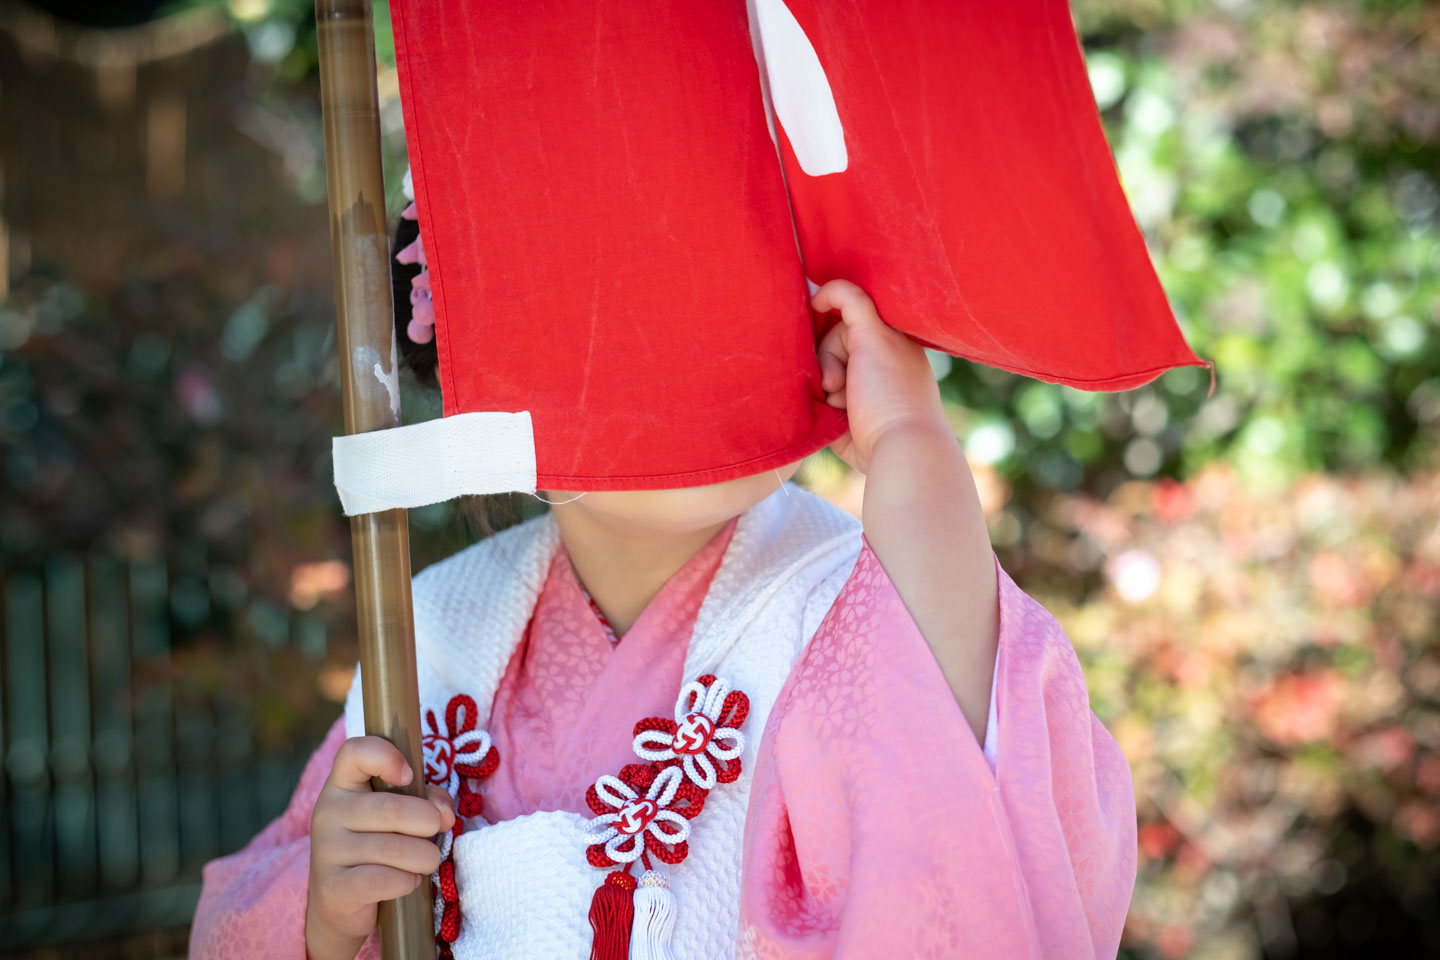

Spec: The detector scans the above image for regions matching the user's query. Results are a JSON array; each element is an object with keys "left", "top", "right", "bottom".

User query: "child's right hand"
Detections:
[{"left": 305, "top": 736, "right": 456, "bottom": 960}]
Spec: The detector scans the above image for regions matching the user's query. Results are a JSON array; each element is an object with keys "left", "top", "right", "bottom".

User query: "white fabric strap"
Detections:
[{"left": 331, "top": 411, "right": 537, "bottom": 516}]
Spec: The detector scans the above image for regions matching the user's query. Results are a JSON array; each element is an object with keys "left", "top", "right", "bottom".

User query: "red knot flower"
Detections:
[{"left": 421, "top": 694, "right": 499, "bottom": 799}]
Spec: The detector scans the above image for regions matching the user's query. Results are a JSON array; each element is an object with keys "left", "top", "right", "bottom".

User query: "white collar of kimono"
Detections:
[{"left": 345, "top": 482, "right": 863, "bottom": 737}]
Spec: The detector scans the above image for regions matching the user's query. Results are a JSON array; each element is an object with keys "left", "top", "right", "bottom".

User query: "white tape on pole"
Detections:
[{"left": 332, "top": 411, "right": 538, "bottom": 516}]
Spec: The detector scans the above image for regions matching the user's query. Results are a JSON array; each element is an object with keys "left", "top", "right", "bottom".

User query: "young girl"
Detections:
[
  {"left": 189, "top": 270, "right": 1136, "bottom": 959},
  {"left": 188, "top": 2, "right": 1211, "bottom": 955}
]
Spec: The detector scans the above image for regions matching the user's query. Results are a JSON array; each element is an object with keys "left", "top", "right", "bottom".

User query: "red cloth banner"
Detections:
[{"left": 390, "top": 0, "right": 1207, "bottom": 491}]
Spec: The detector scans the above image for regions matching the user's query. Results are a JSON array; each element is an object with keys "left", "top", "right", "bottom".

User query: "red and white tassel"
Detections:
[
  {"left": 588, "top": 869, "right": 637, "bottom": 960},
  {"left": 629, "top": 870, "right": 677, "bottom": 960}
]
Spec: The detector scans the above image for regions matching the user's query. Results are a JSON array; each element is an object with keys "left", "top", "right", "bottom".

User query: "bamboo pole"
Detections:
[{"left": 314, "top": 2, "right": 433, "bottom": 958}]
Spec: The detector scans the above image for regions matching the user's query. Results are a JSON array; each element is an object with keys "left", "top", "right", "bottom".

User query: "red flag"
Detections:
[{"left": 335, "top": 0, "right": 1206, "bottom": 509}]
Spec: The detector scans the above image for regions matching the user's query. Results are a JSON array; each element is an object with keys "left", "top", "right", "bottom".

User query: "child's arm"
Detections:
[
  {"left": 813, "top": 279, "right": 999, "bottom": 745},
  {"left": 740, "top": 539, "right": 1137, "bottom": 958},
  {"left": 741, "top": 290, "right": 1137, "bottom": 954}
]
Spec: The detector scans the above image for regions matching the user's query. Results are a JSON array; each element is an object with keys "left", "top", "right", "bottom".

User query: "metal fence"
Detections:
[{"left": 1, "top": 550, "right": 338, "bottom": 953}]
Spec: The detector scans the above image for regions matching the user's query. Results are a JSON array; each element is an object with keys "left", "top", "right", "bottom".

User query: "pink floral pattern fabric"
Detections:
[
  {"left": 739, "top": 536, "right": 1135, "bottom": 958},
  {"left": 189, "top": 525, "right": 1135, "bottom": 959},
  {"left": 188, "top": 719, "right": 381, "bottom": 960}
]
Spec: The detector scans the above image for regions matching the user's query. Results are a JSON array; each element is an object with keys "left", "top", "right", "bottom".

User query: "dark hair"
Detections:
[{"left": 392, "top": 213, "right": 529, "bottom": 537}]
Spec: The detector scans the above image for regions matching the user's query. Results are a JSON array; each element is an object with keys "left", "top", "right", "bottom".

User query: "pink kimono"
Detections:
[{"left": 190, "top": 518, "right": 1135, "bottom": 958}]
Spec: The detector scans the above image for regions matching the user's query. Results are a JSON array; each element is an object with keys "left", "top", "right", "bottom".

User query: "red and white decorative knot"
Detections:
[
  {"left": 583, "top": 763, "right": 706, "bottom": 867},
  {"left": 422, "top": 693, "right": 499, "bottom": 802},
  {"left": 633, "top": 674, "right": 749, "bottom": 790},
  {"left": 581, "top": 675, "right": 748, "bottom": 960},
  {"left": 421, "top": 693, "right": 499, "bottom": 958}
]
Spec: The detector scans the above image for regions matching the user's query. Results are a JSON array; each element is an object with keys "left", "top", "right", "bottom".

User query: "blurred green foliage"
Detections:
[
  {"left": 167, "top": 0, "right": 398, "bottom": 83},
  {"left": 946, "top": 1, "right": 1440, "bottom": 505}
]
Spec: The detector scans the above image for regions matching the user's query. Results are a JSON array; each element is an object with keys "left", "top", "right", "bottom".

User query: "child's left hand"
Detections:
[
  {"left": 813, "top": 279, "right": 949, "bottom": 473},
  {"left": 812, "top": 279, "right": 998, "bottom": 748}
]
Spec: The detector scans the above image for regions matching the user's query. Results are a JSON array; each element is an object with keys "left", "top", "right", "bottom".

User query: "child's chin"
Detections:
[{"left": 547, "top": 462, "right": 801, "bottom": 534}]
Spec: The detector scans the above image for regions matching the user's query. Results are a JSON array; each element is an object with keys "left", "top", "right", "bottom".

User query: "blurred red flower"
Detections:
[{"left": 1250, "top": 670, "right": 1348, "bottom": 746}]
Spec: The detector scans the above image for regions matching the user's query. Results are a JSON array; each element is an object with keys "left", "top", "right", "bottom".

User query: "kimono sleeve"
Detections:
[
  {"left": 737, "top": 538, "right": 1136, "bottom": 959},
  {"left": 188, "top": 717, "right": 381, "bottom": 960}
]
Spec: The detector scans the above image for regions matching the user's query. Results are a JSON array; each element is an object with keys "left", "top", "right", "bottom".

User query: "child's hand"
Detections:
[
  {"left": 813, "top": 279, "right": 948, "bottom": 473},
  {"left": 305, "top": 736, "right": 456, "bottom": 960}
]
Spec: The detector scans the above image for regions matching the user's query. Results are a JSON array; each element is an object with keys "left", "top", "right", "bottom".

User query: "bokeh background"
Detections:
[{"left": 1, "top": 0, "right": 1437, "bottom": 957}]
